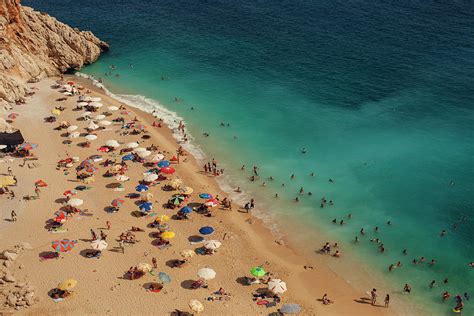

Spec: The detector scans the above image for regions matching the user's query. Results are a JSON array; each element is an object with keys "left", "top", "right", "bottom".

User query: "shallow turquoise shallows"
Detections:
[{"left": 25, "top": 0, "right": 474, "bottom": 314}]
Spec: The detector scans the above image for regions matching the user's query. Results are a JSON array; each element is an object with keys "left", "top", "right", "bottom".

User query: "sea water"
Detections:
[{"left": 24, "top": 1, "right": 474, "bottom": 314}]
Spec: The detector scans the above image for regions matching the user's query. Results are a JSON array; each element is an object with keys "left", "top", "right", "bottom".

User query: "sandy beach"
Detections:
[{"left": 0, "top": 76, "right": 394, "bottom": 315}]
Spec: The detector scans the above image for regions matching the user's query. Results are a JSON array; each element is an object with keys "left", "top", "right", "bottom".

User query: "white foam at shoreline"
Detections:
[{"left": 75, "top": 72, "right": 282, "bottom": 236}]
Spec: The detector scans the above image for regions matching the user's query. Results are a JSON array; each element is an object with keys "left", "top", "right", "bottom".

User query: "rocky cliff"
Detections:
[{"left": 0, "top": 0, "right": 109, "bottom": 108}]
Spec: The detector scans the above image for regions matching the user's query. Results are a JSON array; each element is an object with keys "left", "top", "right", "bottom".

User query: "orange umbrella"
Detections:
[{"left": 35, "top": 180, "right": 48, "bottom": 187}]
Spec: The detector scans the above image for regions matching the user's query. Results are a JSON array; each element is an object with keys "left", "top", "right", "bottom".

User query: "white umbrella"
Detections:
[
  {"left": 67, "top": 198, "right": 83, "bottom": 207},
  {"left": 126, "top": 142, "right": 139, "bottom": 149},
  {"left": 90, "top": 102, "right": 103, "bottom": 108},
  {"left": 204, "top": 240, "right": 222, "bottom": 250},
  {"left": 107, "top": 106, "right": 119, "bottom": 111},
  {"left": 268, "top": 279, "right": 287, "bottom": 294},
  {"left": 99, "top": 120, "right": 111, "bottom": 126},
  {"left": 82, "top": 111, "right": 92, "bottom": 117},
  {"left": 151, "top": 153, "right": 165, "bottom": 162},
  {"left": 77, "top": 102, "right": 89, "bottom": 107},
  {"left": 143, "top": 173, "right": 158, "bottom": 182},
  {"left": 90, "top": 239, "right": 108, "bottom": 251},
  {"left": 63, "top": 92, "right": 72, "bottom": 96},
  {"left": 87, "top": 121, "right": 100, "bottom": 130},
  {"left": 0, "top": 145, "right": 7, "bottom": 150},
  {"left": 137, "top": 150, "right": 151, "bottom": 158},
  {"left": 105, "top": 140, "right": 120, "bottom": 148},
  {"left": 115, "top": 175, "right": 130, "bottom": 182},
  {"left": 95, "top": 114, "right": 106, "bottom": 120},
  {"left": 85, "top": 134, "right": 98, "bottom": 141},
  {"left": 67, "top": 125, "right": 78, "bottom": 132},
  {"left": 197, "top": 268, "right": 216, "bottom": 280},
  {"left": 91, "top": 97, "right": 102, "bottom": 102},
  {"left": 189, "top": 300, "right": 204, "bottom": 314},
  {"left": 68, "top": 132, "right": 80, "bottom": 139},
  {"left": 133, "top": 147, "right": 146, "bottom": 153},
  {"left": 79, "top": 96, "right": 91, "bottom": 102},
  {"left": 181, "top": 249, "right": 195, "bottom": 258}
]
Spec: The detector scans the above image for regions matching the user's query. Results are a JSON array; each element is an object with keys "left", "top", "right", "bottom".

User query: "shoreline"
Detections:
[
  {"left": 0, "top": 75, "right": 398, "bottom": 315},
  {"left": 70, "top": 74, "right": 418, "bottom": 315}
]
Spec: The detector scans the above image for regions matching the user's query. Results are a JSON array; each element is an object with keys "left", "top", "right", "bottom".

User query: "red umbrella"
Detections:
[
  {"left": 205, "top": 199, "right": 219, "bottom": 207},
  {"left": 63, "top": 190, "right": 76, "bottom": 197},
  {"left": 7, "top": 113, "right": 18, "bottom": 119},
  {"left": 98, "top": 147, "right": 110, "bottom": 152},
  {"left": 111, "top": 198, "right": 124, "bottom": 207},
  {"left": 35, "top": 180, "right": 48, "bottom": 187},
  {"left": 160, "top": 166, "right": 175, "bottom": 174}
]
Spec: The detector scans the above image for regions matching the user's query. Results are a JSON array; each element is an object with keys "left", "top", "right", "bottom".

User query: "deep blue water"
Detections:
[{"left": 25, "top": 0, "right": 474, "bottom": 314}]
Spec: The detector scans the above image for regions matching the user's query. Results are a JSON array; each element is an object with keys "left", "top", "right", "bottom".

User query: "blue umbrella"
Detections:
[
  {"left": 179, "top": 206, "right": 192, "bottom": 214},
  {"left": 199, "top": 193, "right": 212, "bottom": 199},
  {"left": 139, "top": 202, "right": 153, "bottom": 212},
  {"left": 135, "top": 184, "right": 149, "bottom": 192},
  {"left": 122, "top": 154, "right": 134, "bottom": 161},
  {"left": 158, "top": 272, "right": 171, "bottom": 284},
  {"left": 157, "top": 160, "right": 170, "bottom": 168},
  {"left": 199, "top": 226, "right": 214, "bottom": 235}
]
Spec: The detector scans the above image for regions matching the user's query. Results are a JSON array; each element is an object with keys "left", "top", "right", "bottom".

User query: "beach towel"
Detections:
[
  {"left": 50, "top": 227, "right": 68, "bottom": 233},
  {"left": 52, "top": 298, "right": 65, "bottom": 303}
]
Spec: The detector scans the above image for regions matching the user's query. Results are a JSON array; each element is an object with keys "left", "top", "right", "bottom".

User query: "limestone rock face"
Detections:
[{"left": 0, "top": 0, "right": 109, "bottom": 104}]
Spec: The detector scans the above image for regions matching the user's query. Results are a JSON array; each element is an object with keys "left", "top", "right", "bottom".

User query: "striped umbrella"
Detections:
[
  {"left": 111, "top": 198, "right": 124, "bottom": 207},
  {"left": 169, "top": 195, "right": 185, "bottom": 206},
  {"left": 79, "top": 159, "right": 94, "bottom": 169},
  {"left": 17, "top": 142, "right": 38, "bottom": 150},
  {"left": 51, "top": 239, "right": 77, "bottom": 252}
]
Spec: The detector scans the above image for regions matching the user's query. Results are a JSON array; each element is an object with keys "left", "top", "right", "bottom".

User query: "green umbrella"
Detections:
[
  {"left": 250, "top": 266, "right": 266, "bottom": 277},
  {"left": 169, "top": 195, "right": 185, "bottom": 206}
]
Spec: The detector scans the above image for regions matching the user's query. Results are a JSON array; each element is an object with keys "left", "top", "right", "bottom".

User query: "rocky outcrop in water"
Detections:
[{"left": 0, "top": 0, "right": 109, "bottom": 108}]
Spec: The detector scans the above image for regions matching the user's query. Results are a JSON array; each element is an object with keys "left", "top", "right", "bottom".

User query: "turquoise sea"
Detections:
[{"left": 25, "top": 1, "right": 473, "bottom": 314}]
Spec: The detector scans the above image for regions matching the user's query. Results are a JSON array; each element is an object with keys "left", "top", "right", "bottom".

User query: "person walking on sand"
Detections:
[
  {"left": 106, "top": 221, "right": 111, "bottom": 230},
  {"left": 152, "top": 257, "right": 157, "bottom": 269},
  {"left": 34, "top": 187, "right": 41, "bottom": 199},
  {"left": 384, "top": 294, "right": 390, "bottom": 307},
  {"left": 370, "top": 288, "right": 377, "bottom": 306},
  {"left": 11, "top": 210, "right": 17, "bottom": 223},
  {"left": 90, "top": 229, "right": 97, "bottom": 241},
  {"left": 100, "top": 230, "right": 107, "bottom": 241},
  {"left": 7, "top": 166, "right": 12, "bottom": 176},
  {"left": 119, "top": 240, "right": 125, "bottom": 254}
]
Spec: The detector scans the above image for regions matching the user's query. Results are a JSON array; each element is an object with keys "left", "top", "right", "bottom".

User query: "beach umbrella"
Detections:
[
  {"left": 160, "top": 231, "right": 175, "bottom": 239},
  {"left": 151, "top": 153, "right": 165, "bottom": 162},
  {"left": 111, "top": 198, "right": 124, "bottom": 207},
  {"left": 85, "top": 134, "right": 98, "bottom": 141},
  {"left": 143, "top": 173, "right": 158, "bottom": 182},
  {"left": 179, "top": 206, "right": 193, "bottom": 214},
  {"left": 122, "top": 153, "right": 134, "bottom": 161},
  {"left": 135, "top": 184, "right": 149, "bottom": 192},
  {"left": 78, "top": 101, "right": 89, "bottom": 107},
  {"left": 105, "top": 140, "right": 120, "bottom": 148},
  {"left": 90, "top": 239, "right": 108, "bottom": 251},
  {"left": 115, "top": 174, "right": 130, "bottom": 182},
  {"left": 268, "top": 279, "right": 287, "bottom": 294},
  {"left": 199, "top": 226, "right": 214, "bottom": 235},
  {"left": 78, "top": 95, "right": 90, "bottom": 101},
  {"left": 7, "top": 113, "right": 18, "bottom": 119},
  {"left": 181, "top": 250, "right": 195, "bottom": 258},
  {"left": 137, "top": 150, "right": 151, "bottom": 158},
  {"left": 204, "top": 199, "right": 219, "bottom": 207},
  {"left": 169, "top": 195, "right": 185, "bottom": 206},
  {"left": 157, "top": 160, "right": 170, "bottom": 168},
  {"left": 51, "top": 239, "right": 77, "bottom": 252},
  {"left": 139, "top": 202, "right": 153, "bottom": 212},
  {"left": 0, "top": 176, "right": 15, "bottom": 188},
  {"left": 155, "top": 215, "right": 170, "bottom": 222},
  {"left": 63, "top": 189, "right": 76, "bottom": 197},
  {"left": 91, "top": 97, "right": 101, "bottom": 102},
  {"left": 250, "top": 266, "right": 266, "bottom": 277},
  {"left": 204, "top": 240, "right": 222, "bottom": 250},
  {"left": 51, "top": 109, "right": 61, "bottom": 116},
  {"left": 69, "top": 131, "right": 80, "bottom": 139},
  {"left": 133, "top": 123, "right": 146, "bottom": 130},
  {"left": 67, "top": 198, "right": 83, "bottom": 207},
  {"left": 160, "top": 166, "right": 175, "bottom": 175},
  {"left": 67, "top": 125, "right": 78, "bottom": 132},
  {"left": 170, "top": 178, "right": 182, "bottom": 189},
  {"left": 180, "top": 186, "right": 193, "bottom": 195},
  {"left": 158, "top": 272, "right": 171, "bottom": 284},
  {"left": 84, "top": 166, "right": 98, "bottom": 174},
  {"left": 17, "top": 142, "right": 38, "bottom": 150},
  {"left": 126, "top": 142, "right": 139, "bottom": 149},
  {"left": 197, "top": 268, "right": 216, "bottom": 280},
  {"left": 199, "top": 193, "right": 212, "bottom": 199},
  {"left": 82, "top": 111, "right": 92, "bottom": 117},
  {"left": 279, "top": 304, "right": 301, "bottom": 314},
  {"left": 95, "top": 114, "right": 106, "bottom": 120},
  {"left": 54, "top": 210, "right": 68, "bottom": 218},
  {"left": 136, "top": 263, "right": 152, "bottom": 272},
  {"left": 79, "top": 159, "right": 94, "bottom": 169},
  {"left": 98, "top": 146, "right": 110, "bottom": 152},
  {"left": 89, "top": 102, "right": 103, "bottom": 108},
  {"left": 87, "top": 121, "right": 99, "bottom": 130},
  {"left": 99, "top": 120, "right": 111, "bottom": 126},
  {"left": 134, "top": 147, "right": 146, "bottom": 153},
  {"left": 35, "top": 180, "right": 48, "bottom": 187},
  {"left": 107, "top": 106, "right": 119, "bottom": 111},
  {"left": 58, "top": 279, "right": 77, "bottom": 291},
  {"left": 0, "top": 145, "right": 7, "bottom": 150},
  {"left": 189, "top": 300, "right": 204, "bottom": 314}
]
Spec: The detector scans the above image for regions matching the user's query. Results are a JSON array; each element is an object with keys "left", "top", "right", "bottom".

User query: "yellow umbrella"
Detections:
[
  {"left": 136, "top": 263, "right": 152, "bottom": 272},
  {"left": 51, "top": 109, "right": 61, "bottom": 116},
  {"left": 170, "top": 178, "right": 182, "bottom": 189},
  {"left": 160, "top": 231, "right": 175, "bottom": 239},
  {"left": 0, "top": 176, "right": 16, "bottom": 188},
  {"left": 58, "top": 279, "right": 77, "bottom": 291},
  {"left": 155, "top": 215, "right": 170, "bottom": 223},
  {"left": 180, "top": 249, "right": 195, "bottom": 258},
  {"left": 189, "top": 299, "right": 204, "bottom": 313},
  {"left": 180, "top": 186, "right": 193, "bottom": 195}
]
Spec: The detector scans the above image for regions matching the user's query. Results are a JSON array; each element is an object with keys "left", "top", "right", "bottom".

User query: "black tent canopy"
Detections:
[{"left": 0, "top": 130, "right": 24, "bottom": 146}]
